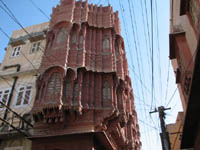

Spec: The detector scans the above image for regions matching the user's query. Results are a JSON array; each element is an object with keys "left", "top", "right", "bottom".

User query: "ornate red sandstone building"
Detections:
[{"left": 31, "top": 0, "right": 141, "bottom": 149}]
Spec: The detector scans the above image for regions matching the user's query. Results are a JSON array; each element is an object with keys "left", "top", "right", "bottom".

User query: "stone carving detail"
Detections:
[{"left": 31, "top": 1, "right": 141, "bottom": 149}]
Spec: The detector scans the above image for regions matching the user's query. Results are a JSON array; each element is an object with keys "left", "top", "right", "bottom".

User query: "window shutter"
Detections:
[
  {"left": 47, "top": 73, "right": 61, "bottom": 95},
  {"left": 56, "top": 28, "right": 67, "bottom": 44},
  {"left": 103, "top": 82, "right": 111, "bottom": 100}
]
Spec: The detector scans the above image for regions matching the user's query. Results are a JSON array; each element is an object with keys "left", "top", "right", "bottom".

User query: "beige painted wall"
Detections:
[
  {"left": 0, "top": 22, "right": 49, "bottom": 75},
  {"left": 0, "top": 22, "right": 48, "bottom": 131},
  {"left": 166, "top": 112, "right": 184, "bottom": 150}
]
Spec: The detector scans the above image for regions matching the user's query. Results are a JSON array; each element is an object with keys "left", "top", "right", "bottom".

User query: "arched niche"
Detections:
[
  {"left": 56, "top": 28, "right": 68, "bottom": 44},
  {"left": 50, "top": 21, "right": 72, "bottom": 47},
  {"left": 39, "top": 66, "right": 65, "bottom": 101},
  {"left": 65, "top": 68, "right": 76, "bottom": 97},
  {"left": 46, "top": 72, "right": 61, "bottom": 96},
  {"left": 70, "top": 24, "right": 80, "bottom": 47}
]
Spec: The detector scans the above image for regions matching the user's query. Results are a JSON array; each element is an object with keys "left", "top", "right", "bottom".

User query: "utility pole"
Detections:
[{"left": 150, "top": 106, "right": 171, "bottom": 150}]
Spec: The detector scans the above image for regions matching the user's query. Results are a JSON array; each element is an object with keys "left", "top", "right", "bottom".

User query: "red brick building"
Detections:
[{"left": 30, "top": 0, "right": 141, "bottom": 149}]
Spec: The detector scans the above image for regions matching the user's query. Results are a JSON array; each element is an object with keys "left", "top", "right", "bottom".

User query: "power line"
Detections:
[
  {"left": 0, "top": 27, "right": 10, "bottom": 39},
  {"left": 139, "top": 0, "right": 151, "bottom": 78},
  {"left": 29, "top": 0, "right": 50, "bottom": 20},
  {"left": 154, "top": 0, "right": 163, "bottom": 105},
  {"left": 0, "top": 25, "right": 40, "bottom": 74},
  {"left": 166, "top": 87, "right": 178, "bottom": 107},
  {"left": 121, "top": 0, "right": 153, "bottom": 148},
  {"left": 126, "top": 0, "right": 148, "bottom": 125},
  {"left": 0, "top": 76, "right": 35, "bottom": 110},
  {"left": 150, "top": 0, "right": 155, "bottom": 111},
  {"left": 138, "top": 119, "right": 159, "bottom": 131},
  {"left": 164, "top": 59, "right": 170, "bottom": 106},
  {"left": 0, "top": 0, "right": 65, "bottom": 76}
]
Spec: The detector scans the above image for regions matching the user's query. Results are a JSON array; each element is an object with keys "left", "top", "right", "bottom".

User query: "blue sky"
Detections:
[{"left": 0, "top": 0, "right": 183, "bottom": 149}]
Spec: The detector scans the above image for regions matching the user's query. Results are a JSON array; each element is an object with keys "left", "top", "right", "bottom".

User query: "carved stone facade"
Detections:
[{"left": 31, "top": 0, "right": 141, "bottom": 149}]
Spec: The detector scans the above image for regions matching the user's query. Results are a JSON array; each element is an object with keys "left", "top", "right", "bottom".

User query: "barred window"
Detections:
[
  {"left": 11, "top": 46, "right": 21, "bottom": 57},
  {"left": 56, "top": 28, "right": 67, "bottom": 44},
  {"left": 103, "top": 37, "right": 110, "bottom": 50},
  {"left": 102, "top": 82, "right": 111, "bottom": 100},
  {"left": 0, "top": 89, "right": 10, "bottom": 108},
  {"left": 47, "top": 73, "right": 61, "bottom": 95},
  {"left": 30, "top": 41, "right": 41, "bottom": 53},
  {"left": 15, "top": 86, "right": 32, "bottom": 106}
]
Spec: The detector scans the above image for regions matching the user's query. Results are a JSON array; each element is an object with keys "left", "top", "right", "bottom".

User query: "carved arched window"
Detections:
[
  {"left": 47, "top": 73, "right": 61, "bottom": 95},
  {"left": 103, "top": 37, "right": 110, "bottom": 50},
  {"left": 56, "top": 28, "right": 67, "bottom": 44},
  {"left": 102, "top": 81, "right": 111, "bottom": 100}
]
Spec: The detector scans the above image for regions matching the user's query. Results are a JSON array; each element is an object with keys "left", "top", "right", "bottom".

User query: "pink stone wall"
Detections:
[{"left": 31, "top": 0, "right": 141, "bottom": 149}]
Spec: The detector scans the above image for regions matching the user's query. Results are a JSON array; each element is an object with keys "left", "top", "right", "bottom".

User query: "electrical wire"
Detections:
[
  {"left": 29, "top": 0, "right": 50, "bottom": 20},
  {"left": 164, "top": 59, "right": 170, "bottom": 106},
  {"left": 150, "top": 0, "right": 155, "bottom": 111}
]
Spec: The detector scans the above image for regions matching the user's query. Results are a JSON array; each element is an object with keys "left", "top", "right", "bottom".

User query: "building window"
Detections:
[
  {"left": 0, "top": 89, "right": 10, "bottom": 108},
  {"left": 102, "top": 81, "right": 111, "bottom": 100},
  {"left": 103, "top": 37, "right": 110, "bottom": 50},
  {"left": 15, "top": 86, "right": 32, "bottom": 106},
  {"left": 30, "top": 41, "right": 41, "bottom": 53},
  {"left": 47, "top": 73, "right": 61, "bottom": 95},
  {"left": 56, "top": 28, "right": 67, "bottom": 44},
  {"left": 11, "top": 46, "right": 21, "bottom": 57}
]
